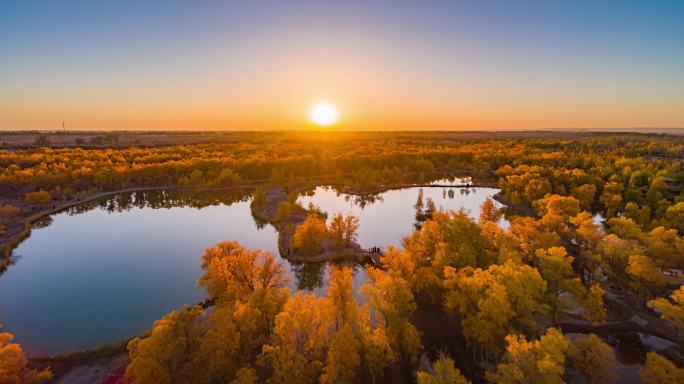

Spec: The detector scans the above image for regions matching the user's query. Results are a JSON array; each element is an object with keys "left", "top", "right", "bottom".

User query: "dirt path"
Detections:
[
  {"left": 53, "top": 354, "right": 126, "bottom": 384},
  {"left": 29, "top": 353, "right": 127, "bottom": 384}
]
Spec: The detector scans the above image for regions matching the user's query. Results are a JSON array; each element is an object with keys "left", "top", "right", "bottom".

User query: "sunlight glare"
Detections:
[{"left": 309, "top": 102, "right": 340, "bottom": 127}]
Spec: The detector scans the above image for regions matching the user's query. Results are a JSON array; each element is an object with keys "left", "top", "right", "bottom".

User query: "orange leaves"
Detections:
[
  {"left": 328, "top": 213, "right": 359, "bottom": 250},
  {"left": 0, "top": 331, "right": 52, "bottom": 384},
  {"left": 24, "top": 190, "right": 51, "bottom": 205},
  {"left": 198, "top": 241, "right": 286, "bottom": 302},
  {"left": 291, "top": 213, "right": 328, "bottom": 255}
]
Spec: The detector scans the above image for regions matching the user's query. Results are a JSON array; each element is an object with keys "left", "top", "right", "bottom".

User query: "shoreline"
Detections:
[
  {"left": 1, "top": 177, "right": 496, "bottom": 365},
  {"left": 1, "top": 183, "right": 270, "bottom": 270},
  {"left": 1, "top": 170, "right": 489, "bottom": 267}
]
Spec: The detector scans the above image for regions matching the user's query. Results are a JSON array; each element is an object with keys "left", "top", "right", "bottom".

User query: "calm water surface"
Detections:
[
  {"left": 299, "top": 185, "right": 508, "bottom": 249},
  {"left": 0, "top": 186, "right": 504, "bottom": 355}
]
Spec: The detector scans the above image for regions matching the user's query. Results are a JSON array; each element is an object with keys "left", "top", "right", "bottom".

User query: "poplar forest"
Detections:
[{"left": 0, "top": 131, "right": 683, "bottom": 384}]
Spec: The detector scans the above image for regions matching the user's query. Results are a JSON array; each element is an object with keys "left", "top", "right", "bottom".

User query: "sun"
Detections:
[{"left": 309, "top": 102, "right": 340, "bottom": 127}]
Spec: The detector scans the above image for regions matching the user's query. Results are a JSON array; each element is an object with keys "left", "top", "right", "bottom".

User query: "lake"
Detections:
[{"left": 0, "top": 185, "right": 505, "bottom": 355}]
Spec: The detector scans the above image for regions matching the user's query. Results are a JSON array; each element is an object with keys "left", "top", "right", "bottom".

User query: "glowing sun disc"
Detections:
[{"left": 309, "top": 102, "right": 340, "bottom": 126}]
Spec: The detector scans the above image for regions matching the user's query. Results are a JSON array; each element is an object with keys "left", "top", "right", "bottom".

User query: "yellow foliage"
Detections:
[
  {"left": 0, "top": 332, "right": 52, "bottom": 384},
  {"left": 290, "top": 213, "right": 328, "bottom": 255}
]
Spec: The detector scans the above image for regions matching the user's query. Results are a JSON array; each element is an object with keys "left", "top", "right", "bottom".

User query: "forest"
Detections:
[{"left": 0, "top": 131, "right": 683, "bottom": 383}]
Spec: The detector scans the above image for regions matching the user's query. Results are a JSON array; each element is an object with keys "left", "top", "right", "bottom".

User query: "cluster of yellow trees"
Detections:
[
  {"left": 0, "top": 331, "right": 52, "bottom": 384},
  {"left": 290, "top": 213, "right": 360, "bottom": 255},
  {"left": 121, "top": 195, "right": 682, "bottom": 383},
  {"left": 123, "top": 241, "right": 421, "bottom": 384},
  {"left": 1, "top": 134, "right": 680, "bottom": 226},
  {"left": 497, "top": 153, "right": 682, "bottom": 233}
]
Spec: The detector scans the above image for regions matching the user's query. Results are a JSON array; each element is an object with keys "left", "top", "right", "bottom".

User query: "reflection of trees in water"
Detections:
[
  {"left": 3, "top": 252, "right": 22, "bottom": 271},
  {"left": 252, "top": 214, "right": 268, "bottom": 229},
  {"left": 329, "top": 258, "right": 363, "bottom": 273},
  {"left": 290, "top": 261, "right": 325, "bottom": 291},
  {"left": 290, "top": 259, "right": 365, "bottom": 292},
  {"left": 64, "top": 189, "right": 252, "bottom": 216},
  {"left": 343, "top": 193, "right": 384, "bottom": 209},
  {"left": 425, "top": 175, "right": 474, "bottom": 186},
  {"left": 32, "top": 216, "right": 53, "bottom": 229}
]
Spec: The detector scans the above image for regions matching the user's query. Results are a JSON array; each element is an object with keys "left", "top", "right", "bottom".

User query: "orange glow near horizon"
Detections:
[{"left": 2, "top": 56, "right": 683, "bottom": 131}]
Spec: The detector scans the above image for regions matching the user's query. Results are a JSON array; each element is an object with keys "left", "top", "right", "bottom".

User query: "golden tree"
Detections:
[
  {"left": 260, "top": 293, "right": 332, "bottom": 384},
  {"left": 571, "top": 334, "right": 618, "bottom": 384},
  {"left": 488, "top": 260, "right": 548, "bottom": 331},
  {"left": 639, "top": 352, "right": 684, "bottom": 384},
  {"left": 479, "top": 197, "right": 502, "bottom": 224},
  {"left": 417, "top": 354, "right": 470, "bottom": 384},
  {"left": 198, "top": 241, "right": 286, "bottom": 303},
  {"left": 536, "top": 247, "right": 584, "bottom": 324},
  {"left": 125, "top": 307, "right": 204, "bottom": 384},
  {"left": 291, "top": 213, "right": 328, "bottom": 255},
  {"left": 328, "top": 213, "right": 360, "bottom": 249},
  {"left": 650, "top": 285, "right": 684, "bottom": 335},
  {"left": 0, "top": 331, "right": 52, "bottom": 384},
  {"left": 486, "top": 328, "right": 573, "bottom": 384},
  {"left": 362, "top": 267, "right": 420, "bottom": 365},
  {"left": 443, "top": 266, "right": 512, "bottom": 355}
]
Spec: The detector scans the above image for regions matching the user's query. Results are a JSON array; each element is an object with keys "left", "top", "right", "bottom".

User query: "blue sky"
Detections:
[{"left": 1, "top": 0, "right": 683, "bottom": 130}]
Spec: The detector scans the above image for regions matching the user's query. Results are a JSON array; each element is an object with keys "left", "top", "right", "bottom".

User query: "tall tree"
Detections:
[
  {"left": 443, "top": 266, "right": 512, "bottom": 355},
  {"left": 479, "top": 197, "right": 502, "bottom": 224},
  {"left": 343, "top": 214, "right": 360, "bottom": 247},
  {"left": 125, "top": 307, "right": 204, "bottom": 384},
  {"left": 488, "top": 260, "right": 548, "bottom": 331},
  {"left": 260, "top": 293, "right": 331, "bottom": 384},
  {"left": 379, "top": 246, "right": 416, "bottom": 287},
  {"left": 535, "top": 247, "right": 584, "bottom": 324},
  {"left": 415, "top": 189, "right": 425, "bottom": 219},
  {"left": 569, "top": 211, "right": 604, "bottom": 282},
  {"left": 362, "top": 268, "right": 421, "bottom": 364},
  {"left": 0, "top": 331, "right": 52, "bottom": 384},
  {"left": 329, "top": 213, "right": 347, "bottom": 249},
  {"left": 364, "top": 328, "right": 396, "bottom": 384},
  {"left": 416, "top": 354, "right": 470, "bottom": 384},
  {"left": 486, "top": 328, "right": 573, "bottom": 384},
  {"left": 198, "top": 241, "right": 286, "bottom": 303},
  {"left": 571, "top": 184, "right": 597, "bottom": 211},
  {"left": 321, "top": 323, "right": 362, "bottom": 384},
  {"left": 582, "top": 284, "right": 608, "bottom": 323},
  {"left": 639, "top": 352, "right": 684, "bottom": 384},
  {"left": 291, "top": 213, "right": 328, "bottom": 255},
  {"left": 649, "top": 285, "right": 684, "bottom": 336},
  {"left": 571, "top": 334, "right": 618, "bottom": 384},
  {"left": 626, "top": 254, "right": 665, "bottom": 300},
  {"left": 328, "top": 213, "right": 360, "bottom": 249}
]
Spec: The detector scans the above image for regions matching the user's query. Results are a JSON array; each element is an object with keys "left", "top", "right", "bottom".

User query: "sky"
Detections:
[{"left": 1, "top": 0, "right": 683, "bottom": 131}]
